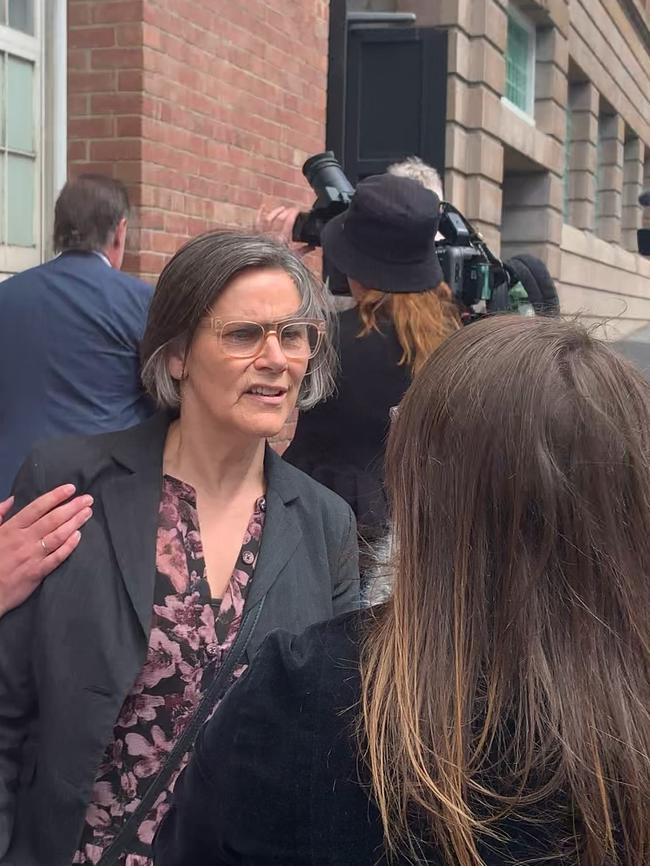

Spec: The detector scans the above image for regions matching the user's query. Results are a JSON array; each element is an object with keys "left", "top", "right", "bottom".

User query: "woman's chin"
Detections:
[{"left": 237, "top": 409, "right": 294, "bottom": 442}]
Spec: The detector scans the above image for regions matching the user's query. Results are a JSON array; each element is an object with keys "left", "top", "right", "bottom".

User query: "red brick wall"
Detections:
[{"left": 67, "top": 0, "right": 329, "bottom": 281}]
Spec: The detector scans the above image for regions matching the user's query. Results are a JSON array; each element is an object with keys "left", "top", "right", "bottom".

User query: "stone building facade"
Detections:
[{"left": 360, "top": 0, "right": 650, "bottom": 338}]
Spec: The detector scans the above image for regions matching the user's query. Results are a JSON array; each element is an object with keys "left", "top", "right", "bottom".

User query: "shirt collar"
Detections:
[{"left": 92, "top": 250, "right": 112, "bottom": 268}]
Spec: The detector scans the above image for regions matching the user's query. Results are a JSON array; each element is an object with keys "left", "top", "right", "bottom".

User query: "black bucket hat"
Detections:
[{"left": 321, "top": 173, "right": 444, "bottom": 293}]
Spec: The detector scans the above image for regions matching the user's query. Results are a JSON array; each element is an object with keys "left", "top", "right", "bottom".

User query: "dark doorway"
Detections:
[{"left": 326, "top": 2, "right": 448, "bottom": 186}]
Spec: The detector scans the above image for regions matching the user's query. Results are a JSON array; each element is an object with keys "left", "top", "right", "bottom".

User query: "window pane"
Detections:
[
  {"left": 7, "top": 55, "right": 33, "bottom": 152},
  {"left": 7, "top": 153, "right": 35, "bottom": 246},
  {"left": 0, "top": 54, "right": 4, "bottom": 147},
  {"left": 506, "top": 15, "right": 531, "bottom": 113},
  {"left": 8, "top": 0, "right": 34, "bottom": 35}
]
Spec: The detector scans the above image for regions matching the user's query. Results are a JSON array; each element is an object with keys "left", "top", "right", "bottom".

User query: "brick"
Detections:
[
  {"left": 90, "top": 139, "right": 142, "bottom": 161},
  {"left": 68, "top": 2, "right": 92, "bottom": 26},
  {"left": 117, "top": 70, "right": 145, "bottom": 91},
  {"left": 68, "top": 93, "right": 89, "bottom": 117},
  {"left": 67, "top": 139, "right": 88, "bottom": 161},
  {"left": 68, "top": 70, "right": 116, "bottom": 93},
  {"left": 67, "top": 0, "right": 329, "bottom": 280},
  {"left": 68, "top": 49, "right": 90, "bottom": 71},
  {"left": 90, "top": 92, "right": 142, "bottom": 114},
  {"left": 116, "top": 116, "right": 142, "bottom": 137},
  {"left": 116, "top": 23, "right": 144, "bottom": 46},
  {"left": 69, "top": 161, "right": 115, "bottom": 178},
  {"left": 92, "top": 2, "right": 143, "bottom": 24},
  {"left": 91, "top": 47, "right": 142, "bottom": 69},
  {"left": 68, "top": 27, "right": 116, "bottom": 49},
  {"left": 69, "top": 116, "right": 115, "bottom": 139}
]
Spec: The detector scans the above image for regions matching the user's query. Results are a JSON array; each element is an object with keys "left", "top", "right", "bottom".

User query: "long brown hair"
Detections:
[
  {"left": 357, "top": 283, "right": 460, "bottom": 373},
  {"left": 361, "top": 316, "right": 650, "bottom": 865}
]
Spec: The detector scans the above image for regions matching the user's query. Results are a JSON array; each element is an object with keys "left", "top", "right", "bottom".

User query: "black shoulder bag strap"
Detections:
[{"left": 97, "top": 596, "right": 266, "bottom": 866}]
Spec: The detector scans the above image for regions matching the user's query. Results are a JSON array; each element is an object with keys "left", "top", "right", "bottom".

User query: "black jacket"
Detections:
[
  {"left": 284, "top": 307, "right": 411, "bottom": 528},
  {"left": 0, "top": 412, "right": 360, "bottom": 866},
  {"left": 155, "top": 611, "right": 580, "bottom": 866}
]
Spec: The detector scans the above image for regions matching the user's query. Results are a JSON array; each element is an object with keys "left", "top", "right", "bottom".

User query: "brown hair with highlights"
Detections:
[{"left": 361, "top": 315, "right": 650, "bottom": 865}]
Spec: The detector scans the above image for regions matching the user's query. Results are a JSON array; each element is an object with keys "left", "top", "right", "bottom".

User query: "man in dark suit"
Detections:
[{"left": 0, "top": 174, "right": 154, "bottom": 497}]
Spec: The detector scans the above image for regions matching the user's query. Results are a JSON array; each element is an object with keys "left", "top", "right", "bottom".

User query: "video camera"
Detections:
[
  {"left": 293, "top": 151, "right": 557, "bottom": 318},
  {"left": 292, "top": 152, "right": 355, "bottom": 248}
]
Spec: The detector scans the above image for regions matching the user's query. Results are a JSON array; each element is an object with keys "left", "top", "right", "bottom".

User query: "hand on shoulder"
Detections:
[{"left": 0, "top": 486, "right": 93, "bottom": 618}]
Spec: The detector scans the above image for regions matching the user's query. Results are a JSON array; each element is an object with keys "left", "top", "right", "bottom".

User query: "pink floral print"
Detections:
[{"left": 73, "top": 475, "right": 265, "bottom": 865}]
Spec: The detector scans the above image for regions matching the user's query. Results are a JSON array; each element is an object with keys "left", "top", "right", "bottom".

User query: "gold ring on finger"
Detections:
[{"left": 40, "top": 538, "right": 49, "bottom": 556}]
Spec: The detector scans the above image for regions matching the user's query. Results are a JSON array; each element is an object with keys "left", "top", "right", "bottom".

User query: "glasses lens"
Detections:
[
  {"left": 220, "top": 322, "right": 264, "bottom": 357},
  {"left": 280, "top": 322, "right": 320, "bottom": 358}
]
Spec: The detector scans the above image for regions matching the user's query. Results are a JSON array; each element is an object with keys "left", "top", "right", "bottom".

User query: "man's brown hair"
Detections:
[{"left": 53, "top": 174, "right": 130, "bottom": 253}]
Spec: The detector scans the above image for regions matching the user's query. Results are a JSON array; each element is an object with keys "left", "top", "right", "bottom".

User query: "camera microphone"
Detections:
[{"left": 639, "top": 190, "right": 650, "bottom": 207}]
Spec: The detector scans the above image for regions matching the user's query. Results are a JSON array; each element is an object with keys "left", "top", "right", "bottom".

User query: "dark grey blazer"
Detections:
[{"left": 0, "top": 412, "right": 360, "bottom": 866}]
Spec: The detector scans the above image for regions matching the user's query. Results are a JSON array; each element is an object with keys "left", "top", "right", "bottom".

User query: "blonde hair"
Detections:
[{"left": 356, "top": 283, "right": 460, "bottom": 373}]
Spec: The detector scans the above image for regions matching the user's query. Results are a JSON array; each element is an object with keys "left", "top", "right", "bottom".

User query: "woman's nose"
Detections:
[{"left": 254, "top": 333, "right": 288, "bottom": 370}]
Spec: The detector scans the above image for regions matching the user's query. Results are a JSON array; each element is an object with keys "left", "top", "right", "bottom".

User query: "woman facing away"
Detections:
[
  {"left": 0, "top": 232, "right": 359, "bottom": 866},
  {"left": 283, "top": 173, "right": 460, "bottom": 535},
  {"left": 156, "top": 315, "right": 650, "bottom": 866}
]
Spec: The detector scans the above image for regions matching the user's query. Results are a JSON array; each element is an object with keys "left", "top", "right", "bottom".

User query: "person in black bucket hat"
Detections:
[
  {"left": 321, "top": 173, "right": 445, "bottom": 293},
  {"left": 284, "top": 172, "right": 460, "bottom": 595}
]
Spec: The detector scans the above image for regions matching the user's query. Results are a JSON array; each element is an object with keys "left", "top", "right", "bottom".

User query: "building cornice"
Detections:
[{"left": 618, "top": 0, "right": 650, "bottom": 52}]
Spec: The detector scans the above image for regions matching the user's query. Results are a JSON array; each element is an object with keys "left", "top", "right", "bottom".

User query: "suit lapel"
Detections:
[
  {"left": 245, "top": 447, "right": 303, "bottom": 610},
  {"left": 101, "top": 411, "right": 170, "bottom": 636},
  {"left": 100, "top": 424, "right": 303, "bottom": 630},
  {"left": 246, "top": 486, "right": 302, "bottom": 609}
]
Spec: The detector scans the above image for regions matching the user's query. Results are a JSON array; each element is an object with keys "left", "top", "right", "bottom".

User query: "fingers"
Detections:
[
  {"left": 255, "top": 205, "right": 286, "bottom": 233},
  {"left": 266, "top": 206, "right": 287, "bottom": 224},
  {"left": 256, "top": 204, "right": 300, "bottom": 244},
  {"left": 0, "top": 496, "right": 14, "bottom": 525},
  {"left": 34, "top": 494, "right": 93, "bottom": 540},
  {"left": 278, "top": 208, "right": 297, "bottom": 241},
  {"left": 34, "top": 531, "right": 83, "bottom": 582},
  {"left": 12, "top": 484, "right": 77, "bottom": 529},
  {"left": 40, "top": 506, "right": 93, "bottom": 557}
]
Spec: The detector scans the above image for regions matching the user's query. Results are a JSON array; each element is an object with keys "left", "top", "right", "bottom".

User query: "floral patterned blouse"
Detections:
[{"left": 73, "top": 475, "right": 266, "bottom": 866}]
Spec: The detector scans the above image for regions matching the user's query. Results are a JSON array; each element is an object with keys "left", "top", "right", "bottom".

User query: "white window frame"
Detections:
[
  {"left": 42, "top": 0, "right": 67, "bottom": 262},
  {"left": 502, "top": 3, "right": 537, "bottom": 122},
  {"left": 0, "top": 1, "right": 43, "bottom": 274}
]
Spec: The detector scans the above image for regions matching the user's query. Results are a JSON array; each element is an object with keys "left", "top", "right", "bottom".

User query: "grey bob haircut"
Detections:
[{"left": 141, "top": 230, "right": 337, "bottom": 411}]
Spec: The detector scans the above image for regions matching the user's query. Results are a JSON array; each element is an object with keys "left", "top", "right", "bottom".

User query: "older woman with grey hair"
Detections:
[{"left": 0, "top": 231, "right": 360, "bottom": 866}]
